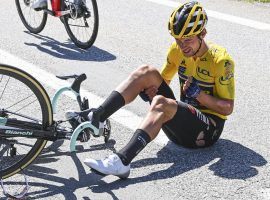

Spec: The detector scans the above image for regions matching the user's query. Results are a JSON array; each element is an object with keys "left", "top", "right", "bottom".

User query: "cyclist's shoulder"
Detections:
[
  {"left": 167, "top": 41, "right": 182, "bottom": 57},
  {"left": 207, "top": 41, "right": 234, "bottom": 66}
]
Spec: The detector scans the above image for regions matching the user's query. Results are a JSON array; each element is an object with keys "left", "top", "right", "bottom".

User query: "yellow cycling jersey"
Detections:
[{"left": 160, "top": 41, "right": 235, "bottom": 119}]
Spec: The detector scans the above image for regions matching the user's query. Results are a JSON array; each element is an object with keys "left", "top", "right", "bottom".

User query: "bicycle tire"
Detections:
[
  {"left": 0, "top": 64, "right": 53, "bottom": 179},
  {"left": 15, "top": 0, "right": 48, "bottom": 34},
  {"left": 62, "top": 0, "right": 99, "bottom": 49}
]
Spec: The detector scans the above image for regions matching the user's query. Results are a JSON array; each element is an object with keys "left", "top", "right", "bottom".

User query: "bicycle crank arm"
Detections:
[
  {"left": 43, "top": 9, "right": 70, "bottom": 17},
  {"left": 43, "top": 9, "right": 54, "bottom": 16},
  {"left": 70, "top": 121, "right": 99, "bottom": 152},
  {"left": 55, "top": 10, "right": 71, "bottom": 17}
]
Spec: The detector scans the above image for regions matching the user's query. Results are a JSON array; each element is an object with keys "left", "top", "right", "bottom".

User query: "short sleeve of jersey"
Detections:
[
  {"left": 160, "top": 43, "right": 179, "bottom": 81},
  {"left": 215, "top": 57, "right": 235, "bottom": 100}
]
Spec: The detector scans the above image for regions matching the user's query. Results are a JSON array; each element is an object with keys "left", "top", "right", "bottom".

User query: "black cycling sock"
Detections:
[
  {"left": 98, "top": 91, "right": 125, "bottom": 122},
  {"left": 78, "top": 91, "right": 125, "bottom": 129},
  {"left": 117, "top": 129, "right": 151, "bottom": 166},
  {"left": 156, "top": 80, "right": 176, "bottom": 99}
]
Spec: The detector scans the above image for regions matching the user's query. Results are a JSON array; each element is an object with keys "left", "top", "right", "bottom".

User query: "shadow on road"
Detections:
[
  {"left": 8, "top": 139, "right": 266, "bottom": 199},
  {"left": 23, "top": 31, "right": 116, "bottom": 62},
  {"left": 88, "top": 139, "right": 267, "bottom": 196},
  {"left": 15, "top": 139, "right": 117, "bottom": 199}
]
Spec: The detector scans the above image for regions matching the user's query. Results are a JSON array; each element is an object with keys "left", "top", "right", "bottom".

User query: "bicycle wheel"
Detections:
[
  {"left": 0, "top": 64, "right": 53, "bottom": 179},
  {"left": 15, "top": 0, "right": 48, "bottom": 34},
  {"left": 62, "top": 0, "right": 99, "bottom": 49}
]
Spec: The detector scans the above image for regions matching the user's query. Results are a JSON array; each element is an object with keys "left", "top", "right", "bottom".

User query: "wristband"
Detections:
[{"left": 186, "top": 78, "right": 201, "bottom": 98}]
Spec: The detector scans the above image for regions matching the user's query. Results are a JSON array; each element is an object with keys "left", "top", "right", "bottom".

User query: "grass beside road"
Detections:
[
  {"left": 234, "top": 0, "right": 270, "bottom": 4},
  {"left": 246, "top": 0, "right": 270, "bottom": 2}
]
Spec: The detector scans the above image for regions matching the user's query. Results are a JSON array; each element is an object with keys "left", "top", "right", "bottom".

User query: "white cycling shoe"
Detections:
[{"left": 84, "top": 154, "right": 130, "bottom": 179}]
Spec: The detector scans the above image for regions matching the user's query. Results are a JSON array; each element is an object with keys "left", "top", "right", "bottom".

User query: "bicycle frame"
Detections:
[
  {"left": 0, "top": 67, "right": 108, "bottom": 196},
  {"left": 0, "top": 73, "right": 100, "bottom": 152},
  {"left": 45, "top": 0, "right": 70, "bottom": 17},
  {"left": 0, "top": 117, "right": 60, "bottom": 141}
]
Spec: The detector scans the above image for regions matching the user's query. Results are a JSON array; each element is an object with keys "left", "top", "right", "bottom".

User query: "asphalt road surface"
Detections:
[{"left": 0, "top": 0, "right": 270, "bottom": 199}]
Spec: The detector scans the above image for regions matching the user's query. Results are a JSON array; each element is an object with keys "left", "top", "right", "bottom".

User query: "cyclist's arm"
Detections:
[
  {"left": 160, "top": 43, "right": 179, "bottom": 86},
  {"left": 196, "top": 93, "right": 234, "bottom": 115},
  {"left": 197, "top": 58, "right": 235, "bottom": 116}
]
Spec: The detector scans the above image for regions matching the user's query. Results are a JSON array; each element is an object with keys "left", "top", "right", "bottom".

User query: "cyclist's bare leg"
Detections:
[
  {"left": 115, "top": 65, "right": 164, "bottom": 104},
  {"left": 138, "top": 95, "right": 178, "bottom": 140},
  {"left": 67, "top": 65, "right": 164, "bottom": 135},
  {"left": 116, "top": 95, "right": 178, "bottom": 165},
  {"left": 83, "top": 70, "right": 178, "bottom": 171}
]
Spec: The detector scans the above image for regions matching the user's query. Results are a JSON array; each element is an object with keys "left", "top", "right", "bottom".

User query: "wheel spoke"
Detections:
[
  {"left": 63, "top": 0, "right": 98, "bottom": 48},
  {"left": 0, "top": 64, "right": 51, "bottom": 179},
  {"left": 16, "top": 0, "right": 47, "bottom": 33}
]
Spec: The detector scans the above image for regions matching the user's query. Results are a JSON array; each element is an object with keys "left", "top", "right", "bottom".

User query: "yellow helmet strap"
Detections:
[{"left": 192, "top": 35, "right": 203, "bottom": 57}]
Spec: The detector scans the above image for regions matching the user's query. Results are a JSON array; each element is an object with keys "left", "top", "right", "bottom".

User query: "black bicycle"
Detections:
[
  {"left": 0, "top": 63, "right": 111, "bottom": 183},
  {"left": 15, "top": 0, "right": 99, "bottom": 49}
]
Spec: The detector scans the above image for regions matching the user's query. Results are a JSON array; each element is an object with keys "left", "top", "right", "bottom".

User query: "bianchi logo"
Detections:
[{"left": 5, "top": 130, "right": 33, "bottom": 136}]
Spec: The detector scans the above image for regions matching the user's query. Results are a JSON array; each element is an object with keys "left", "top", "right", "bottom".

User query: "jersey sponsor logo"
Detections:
[
  {"left": 219, "top": 74, "right": 233, "bottom": 83},
  {"left": 219, "top": 60, "right": 234, "bottom": 85},
  {"left": 180, "top": 59, "right": 186, "bottom": 66},
  {"left": 196, "top": 67, "right": 213, "bottom": 80},
  {"left": 179, "top": 66, "right": 186, "bottom": 74},
  {"left": 211, "top": 48, "right": 219, "bottom": 55},
  {"left": 196, "top": 111, "right": 210, "bottom": 127},
  {"left": 187, "top": 105, "right": 210, "bottom": 126}
]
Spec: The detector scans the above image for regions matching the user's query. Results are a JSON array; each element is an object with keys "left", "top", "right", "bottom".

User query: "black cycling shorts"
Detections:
[{"left": 156, "top": 80, "right": 225, "bottom": 148}]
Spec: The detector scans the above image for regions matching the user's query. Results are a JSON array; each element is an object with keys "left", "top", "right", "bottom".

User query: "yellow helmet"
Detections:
[{"left": 168, "top": 1, "right": 208, "bottom": 39}]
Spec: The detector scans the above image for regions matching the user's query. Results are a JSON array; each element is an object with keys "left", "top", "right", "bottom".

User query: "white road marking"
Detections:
[
  {"left": 146, "top": 0, "right": 270, "bottom": 31},
  {"left": 0, "top": 49, "right": 170, "bottom": 148}
]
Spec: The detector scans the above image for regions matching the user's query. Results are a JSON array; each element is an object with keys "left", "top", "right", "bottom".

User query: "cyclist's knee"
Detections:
[
  {"left": 132, "top": 65, "right": 160, "bottom": 80},
  {"left": 151, "top": 95, "right": 167, "bottom": 107},
  {"left": 150, "top": 95, "right": 178, "bottom": 122},
  {"left": 150, "top": 95, "right": 172, "bottom": 121}
]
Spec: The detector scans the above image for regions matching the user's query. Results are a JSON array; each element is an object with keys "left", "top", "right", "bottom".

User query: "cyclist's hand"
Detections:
[{"left": 183, "top": 76, "right": 201, "bottom": 98}]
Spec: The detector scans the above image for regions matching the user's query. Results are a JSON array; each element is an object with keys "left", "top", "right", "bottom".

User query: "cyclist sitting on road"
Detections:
[{"left": 66, "top": 1, "right": 235, "bottom": 179}]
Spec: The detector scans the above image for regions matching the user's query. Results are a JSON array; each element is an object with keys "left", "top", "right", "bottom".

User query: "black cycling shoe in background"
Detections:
[
  {"left": 65, "top": 107, "right": 111, "bottom": 143},
  {"left": 65, "top": 110, "right": 91, "bottom": 142}
]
